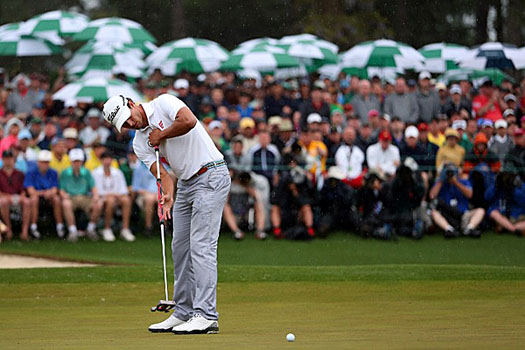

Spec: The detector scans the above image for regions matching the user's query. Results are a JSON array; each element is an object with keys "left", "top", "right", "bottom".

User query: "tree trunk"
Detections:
[
  {"left": 475, "top": 1, "right": 490, "bottom": 43},
  {"left": 171, "top": 0, "right": 185, "bottom": 39},
  {"left": 506, "top": 0, "right": 523, "bottom": 46}
]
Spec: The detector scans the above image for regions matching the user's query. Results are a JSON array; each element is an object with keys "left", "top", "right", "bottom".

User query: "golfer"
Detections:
[{"left": 103, "top": 94, "right": 230, "bottom": 334}]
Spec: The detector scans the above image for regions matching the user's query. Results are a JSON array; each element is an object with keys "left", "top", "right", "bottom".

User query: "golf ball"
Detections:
[{"left": 286, "top": 333, "right": 295, "bottom": 342}]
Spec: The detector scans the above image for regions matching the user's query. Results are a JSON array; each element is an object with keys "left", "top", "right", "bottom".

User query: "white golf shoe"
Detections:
[
  {"left": 148, "top": 314, "right": 186, "bottom": 333},
  {"left": 120, "top": 228, "right": 135, "bottom": 242},
  {"left": 101, "top": 228, "right": 116, "bottom": 242},
  {"left": 172, "top": 314, "right": 219, "bottom": 334}
]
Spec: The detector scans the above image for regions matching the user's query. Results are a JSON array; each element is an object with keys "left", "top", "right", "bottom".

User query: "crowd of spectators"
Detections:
[{"left": 1, "top": 68, "right": 525, "bottom": 242}]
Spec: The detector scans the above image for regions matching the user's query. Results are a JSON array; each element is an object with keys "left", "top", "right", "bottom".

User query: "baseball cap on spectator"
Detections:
[
  {"left": 452, "top": 119, "right": 467, "bottom": 130},
  {"left": 51, "top": 137, "right": 64, "bottom": 147},
  {"left": 494, "top": 119, "right": 508, "bottom": 129},
  {"left": 240, "top": 117, "right": 255, "bottom": 129},
  {"left": 504, "top": 94, "right": 517, "bottom": 103},
  {"left": 279, "top": 119, "right": 294, "bottom": 132},
  {"left": 503, "top": 109, "right": 515, "bottom": 118},
  {"left": 208, "top": 120, "right": 223, "bottom": 131},
  {"left": 514, "top": 128, "right": 524, "bottom": 137},
  {"left": 174, "top": 79, "right": 189, "bottom": 90},
  {"left": 37, "top": 150, "right": 52, "bottom": 162},
  {"left": 69, "top": 148, "right": 85, "bottom": 162},
  {"left": 444, "top": 128, "right": 459, "bottom": 138},
  {"left": 481, "top": 120, "right": 494, "bottom": 129},
  {"left": 417, "top": 122, "right": 428, "bottom": 132},
  {"left": 404, "top": 125, "right": 419, "bottom": 139},
  {"left": 368, "top": 109, "right": 379, "bottom": 119},
  {"left": 18, "top": 129, "right": 32, "bottom": 140},
  {"left": 343, "top": 103, "right": 353, "bottom": 112},
  {"left": 63, "top": 128, "right": 78, "bottom": 139},
  {"left": 87, "top": 107, "right": 101, "bottom": 119},
  {"left": 2, "top": 150, "right": 14, "bottom": 158},
  {"left": 435, "top": 82, "right": 447, "bottom": 91},
  {"left": 312, "top": 80, "right": 325, "bottom": 90},
  {"left": 380, "top": 113, "right": 391, "bottom": 122},
  {"left": 331, "top": 108, "right": 343, "bottom": 116},
  {"left": 307, "top": 113, "right": 322, "bottom": 124},
  {"left": 474, "top": 133, "right": 488, "bottom": 145},
  {"left": 327, "top": 166, "right": 345, "bottom": 180},
  {"left": 4, "top": 118, "right": 24, "bottom": 134},
  {"left": 418, "top": 71, "right": 431, "bottom": 80},
  {"left": 268, "top": 116, "right": 283, "bottom": 127},
  {"left": 379, "top": 130, "right": 392, "bottom": 141},
  {"left": 450, "top": 85, "right": 462, "bottom": 95},
  {"left": 407, "top": 79, "right": 417, "bottom": 87}
]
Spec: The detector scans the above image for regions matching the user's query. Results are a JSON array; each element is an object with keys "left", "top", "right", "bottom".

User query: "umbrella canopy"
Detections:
[
  {"left": 0, "top": 32, "right": 63, "bottom": 56},
  {"left": 66, "top": 41, "right": 146, "bottom": 79},
  {"left": 147, "top": 38, "right": 229, "bottom": 75},
  {"left": 72, "top": 17, "right": 156, "bottom": 43},
  {"left": 52, "top": 77, "right": 143, "bottom": 103},
  {"left": 418, "top": 42, "right": 469, "bottom": 73},
  {"left": 19, "top": 10, "right": 89, "bottom": 40},
  {"left": 221, "top": 45, "right": 300, "bottom": 73},
  {"left": 318, "top": 63, "right": 401, "bottom": 81},
  {"left": 340, "top": 39, "right": 424, "bottom": 70},
  {"left": 277, "top": 34, "right": 338, "bottom": 71},
  {"left": 237, "top": 37, "right": 279, "bottom": 50},
  {"left": 438, "top": 68, "right": 514, "bottom": 86},
  {"left": 0, "top": 22, "right": 22, "bottom": 35},
  {"left": 458, "top": 42, "right": 525, "bottom": 70}
]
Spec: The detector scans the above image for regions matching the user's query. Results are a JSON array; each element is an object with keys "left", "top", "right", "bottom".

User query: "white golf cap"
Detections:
[
  {"left": 449, "top": 84, "right": 461, "bottom": 95},
  {"left": 69, "top": 148, "right": 85, "bottom": 162},
  {"left": 381, "top": 113, "right": 391, "bottom": 122},
  {"left": 452, "top": 119, "right": 467, "bottom": 130},
  {"left": 208, "top": 120, "right": 223, "bottom": 131},
  {"left": 307, "top": 113, "right": 322, "bottom": 124},
  {"left": 495, "top": 119, "right": 508, "bottom": 129},
  {"left": 327, "top": 166, "right": 345, "bottom": 180},
  {"left": 103, "top": 95, "right": 132, "bottom": 133},
  {"left": 503, "top": 109, "right": 515, "bottom": 118},
  {"left": 87, "top": 108, "right": 101, "bottom": 118},
  {"left": 63, "top": 127, "right": 78, "bottom": 139},
  {"left": 418, "top": 71, "right": 431, "bottom": 80},
  {"left": 37, "top": 150, "right": 52, "bottom": 162},
  {"left": 174, "top": 79, "right": 189, "bottom": 90},
  {"left": 435, "top": 82, "right": 447, "bottom": 91},
  {"left": 404, "top": 125, "right": 419, "bottom": 139},
  {"left": 504, "top": 94, "right": 517, "bottom": 102}
]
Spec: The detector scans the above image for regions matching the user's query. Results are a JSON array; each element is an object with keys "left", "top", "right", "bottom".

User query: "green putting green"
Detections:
[{"left": 1, "top": 233, "right": 525, "bottom": 349}]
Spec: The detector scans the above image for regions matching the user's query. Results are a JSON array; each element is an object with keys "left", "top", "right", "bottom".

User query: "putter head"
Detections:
[{"left": 150, "top": 300, "right": 176, "bottom": 313}]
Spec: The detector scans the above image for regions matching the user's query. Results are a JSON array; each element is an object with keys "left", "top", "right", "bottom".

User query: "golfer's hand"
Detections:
[
  {"left": 148, "top": 129, "right": 163, "bottom": 147},
  {"left": 160, "top": 193, "right": 173, "bottom": 220}
]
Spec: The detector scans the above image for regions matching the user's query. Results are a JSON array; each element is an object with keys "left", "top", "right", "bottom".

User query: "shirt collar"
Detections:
[
  {"left": 140, "top": 102, "right": 154, "bottom": 130},
  {"left": 494, "top": 134, "right": 507, "bottom": 143}
]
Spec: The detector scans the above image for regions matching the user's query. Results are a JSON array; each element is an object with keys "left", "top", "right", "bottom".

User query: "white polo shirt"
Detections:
[
  {"left": 335, "top": 144, "right": 365, "bottom": 180},
  {"left": 133, "top": 94, "right": 223, "bottom": 180},
  {"left": 92, "top": 166, "right": 129, "bottom": 196},
  {"left": 366, "top": 142, "right": 400, "bottom": 176}
]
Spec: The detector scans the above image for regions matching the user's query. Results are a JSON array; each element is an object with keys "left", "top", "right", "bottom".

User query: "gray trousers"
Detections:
[{"left": 170, "top": 165, "right": 230, "bottom": 321}]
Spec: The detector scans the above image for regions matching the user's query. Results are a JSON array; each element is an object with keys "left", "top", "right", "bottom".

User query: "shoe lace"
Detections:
[{"left": 188, "top": 314, "right": 203, "bottom": 323}]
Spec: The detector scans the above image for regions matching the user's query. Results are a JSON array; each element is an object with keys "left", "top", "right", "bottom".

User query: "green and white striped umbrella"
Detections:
[
  {"left": 237, "top": 37, "right": 279, "bottom": 50},
  {"left": 52, "top": 77, "right": 143, "bottom": 103},
  {"left": 147, "top": 38, "right": 229, "bottom": 75},
  {"left": 20, "top": 10, "right": 89, "bottom": 40},
  {"left": 438, "top": 68, "right": 514, "bottom": 86},
  {"left": 0, "top": 22, "right": 22, "bottom": 35},
  {"left": 318, "top": 63, "right": 401, "bottom": 81},
  {"left": 66, "top": 41, "right": 146, "bottom": 79},
  {"left": 278, "top": 34, "right": 338, "bottom": 70},
  {"left": 341, "top": 39, "right": 424, "bottom": 70},
  {"left": 0, "top": 32, "right": 63, "bottom": 56},
  {"left": 72, "top": 17, "right": 156, "bottom": 44},
  {"left": 418, "top": 42, "right": 469, "bottom": 73},
  {"left": 221, "top": 45, "right": 300, "bottom": 73}
]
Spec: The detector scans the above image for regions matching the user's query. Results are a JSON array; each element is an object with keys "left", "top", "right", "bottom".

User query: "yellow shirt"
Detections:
[
  {"left": 85, "top": 149, "right": 119, "bottom": 171},
  {"left": 50, "top": 153, "right": 71, "bottom": 175},
  {"left": 428, "top": 132, "right": 445, "bottom": 148},
  {"left": 435, "top": 143, "right": 465, "bottom": 170},
  {"left": 301, "top": 140, "right": 328, "bottom": 174}
]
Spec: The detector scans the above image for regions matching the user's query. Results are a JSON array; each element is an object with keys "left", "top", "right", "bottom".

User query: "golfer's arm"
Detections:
[
  {"left": 150, "top": 162, "right": 174, "bottom": 198},
  {"left": 159, "top": 107, "right": 197, "bottom": 140}
]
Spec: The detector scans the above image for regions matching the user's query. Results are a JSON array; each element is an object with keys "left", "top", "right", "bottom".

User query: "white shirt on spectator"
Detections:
[
  {"left": 79, "top": 126, "right": 110, "bottom": 146},
  {"left": 335, "top": 143, "right": 365, "bottom": 180},
  {"left": 92, "top": 166, "right": 129, "bottom": 196},
  {"left": 133, "top": 94, "right": 223, "bottom": 181},
  {"left": 366, "top": 142, "right": 400, "bottom": 176}
]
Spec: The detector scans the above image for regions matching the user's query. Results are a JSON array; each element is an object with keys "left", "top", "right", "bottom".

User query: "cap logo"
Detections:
[{"left": 106, "top": 105, "right": 120, "bottom": 125}]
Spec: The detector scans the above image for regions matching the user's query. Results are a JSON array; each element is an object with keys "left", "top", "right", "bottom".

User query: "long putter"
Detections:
[{"left": 150, "top": 146, "right": 176, "bottom": 313}]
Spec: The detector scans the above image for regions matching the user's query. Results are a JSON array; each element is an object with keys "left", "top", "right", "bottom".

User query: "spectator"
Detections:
[
  {"left": 463, "top": 118, "right": 478, "bottom": 151},
  {"left": 131, "top": 160, "right": 158, "bottom": 237},
  {"left": 355, "top": 122, "right": 376, "bottom": 152},
  {"left": 298, "top": 128, "right": 328, "bottom": 179},
  {"left": 85, "top": 142, "right": 119, "bottom": 171},
  {"left": 49, "top": 138, "right": 71, "bottom": 175},
  {"left": 335, "top": 126, "right": 365, "bottom": 188},
  {"left": 0, "top": 118, "right": 23, "bottom": 155},
  {"left": 452, "top": 119, "right": 472, "bottom": 153},
  {"left": 92, "top": 152, "right": 135, "bottom": 242},
  {"left": 237, "top": 91, "right": 254, "bottom": 118},
  {"left": 173, "top": 79, "right": 198, "bottom": 113},
  {"left": 6, "top": 76, "right": 39, "bottom": 116},
  {"left": 224, "top": 136, "right": 250, "bottom": 171},
  {"left": 366, "top": 130, "right": 400, "bottom": 179},
  {"left": 390, "top": 116, "right": 405, "bottom": 147},
  {"left": 480, "top": 120, "right": 494, "bottom": 141},
  {"left": 63, "top": 128, "right": 81, "bottom": 152},
  {"left": 299, "top": 81, "right": 330, "bottom": 129},
  {"left": 428, "top": 117, "right": 445, "bottom": 147},
  {"left": 17, "top": 129, "right": 38, "bottom": 165},
  {"left": 0, "top": 150, "right": 31, "bottom": 241},
  {"left": 60, "top": 149, "right": 101, "bottom": 242},
  {"left": 400, "top": 126, "right": 426, "bottom": 168},
  {"left": 416, "top": 71, "right": 440, "bottom": 122},
  {"left": 79, "top": 108, "right": 110, "bottom": 147},
  {"left": 436, "top": 83, "right": 449, "bottom": 110},
  {"left": 248, "top": 131, "right": 280, "bottom": 186},
  {"left": 264, "top": 81, "right": 292, "bottom": 117},
  {"left": 463, "top": 133, "right": 501, "bottom": 175},
  {"left": 436, "top": 128, "right": 465, "bottom": 170},
  {"left": 355, "top": 171, "right": 391, "bottom": 239},
  {"left": 489, "top": 119, "right": 514, "bottom": 161},
  {"left": 208, "top": 120, "right": 227, "bottom": 151},
  {"left": 383, "top": 77, "right": 419, "bottom": 123},
  {"left": 443, "top": 84, "right": 472, "bottom": 117},
  {"left": 272, "top": 119, "right": 296, "bottom": 153},
  {"left": 472, "top": 79, "right": 503, "bottom": 121},
  {"left": 37, "top": 122, "right": 57, "bottom": 150},
  {"left": 350, "top": 80, "right": 381, "bottom": 123},
  {"left": 418, "top": 122, "right": 439, "bottom": 171},
  {"left": 504, "top": 128, "right": 525, "bottom": 182},
  {"left": 367, "top": 109, "right": 381, "bottom": 133},
  {"left": 105, "top": 128, "right": 132, "bottom": 160},
  {"left": 24, "top": 150, "right": 64, "bottom": 239},
  {"left": 429, "top": 163, "right": 484, "bottom": 237}
]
